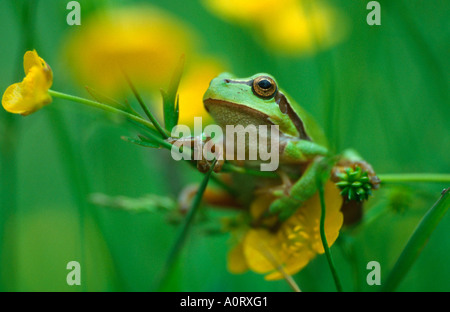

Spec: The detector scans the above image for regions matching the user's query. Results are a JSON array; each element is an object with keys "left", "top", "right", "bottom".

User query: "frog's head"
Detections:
[{"left": 203, "top": 73, "right": 309, "bottom": 139}]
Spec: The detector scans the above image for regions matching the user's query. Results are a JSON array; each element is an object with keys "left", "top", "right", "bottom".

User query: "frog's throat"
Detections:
[
  {"left": 203, "top": 98, "right": 271, "bottom": 122},
  {"left": 204, "top": 96, "right": 311, "bottom": 141}
]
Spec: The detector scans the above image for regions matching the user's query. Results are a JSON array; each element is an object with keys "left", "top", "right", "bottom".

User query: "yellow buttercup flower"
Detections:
[
  {"left": 64, "top": 5, "right": 226, "bottom": 126},
  {"left": 203, "top": 0, "right": 347, "bottom": 55},
  {"left": 2, "top": 50, "right": 53, "bottom": 116},
  {"left": 177, "top": 59, "right": 225, "bottom": 126},
  {"left": 203, "top": 0, "right": 291, "bottom": 24},
  {"left": 228, "top": 181, "right": 343, "bottom": 280},
  {"left": 64, "top": 6, "right": 195, "bottom": 95}
]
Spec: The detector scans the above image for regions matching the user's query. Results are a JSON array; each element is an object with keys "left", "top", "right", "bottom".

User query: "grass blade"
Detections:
[
  {"left": 162, "top": 54, "right": 184, "bottom": 131},
  {"left": 122, "top": 70, "right": 169, "bottom": 139},
  {"left": 382, "top": 188, "right": 450, "bottom": 291},
  {"left": 153, "top": 158, "right": 217, "bottom": 290}
]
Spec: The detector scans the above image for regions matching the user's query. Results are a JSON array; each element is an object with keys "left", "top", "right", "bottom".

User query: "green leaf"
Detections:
[
  {"left": 90, "top": 193, "right": 176, "bottom": 213},
  {"left": 121, "top": 136, "right": 160, "bottom": 148},
  {"left": 162, "top": 54, "right": 184, "bottom": 131}
]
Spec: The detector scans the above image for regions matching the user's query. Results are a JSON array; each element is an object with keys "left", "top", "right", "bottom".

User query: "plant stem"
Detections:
[
  {"left": 317, "top": 179, "right": 343, "bottom": 292},
  {"left": 154, "top": 159, "right": 217, "bottom": 290},
  {"left": 382, "top": 188, "right": 449, "bottom": 292},
  {"left": 379, "top": 173, "right": 450, "bottom": 184}
]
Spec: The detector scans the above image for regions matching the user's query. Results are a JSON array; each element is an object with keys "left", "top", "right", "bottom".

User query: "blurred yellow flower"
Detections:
[
  {"left": 65, "top": 6, "right": 194, "bottom": 93},
  {"left": 177, "top": 59, "right": 225, "bottom": 126},
  {"left": 65, "top": 5, "right": 226, "bottom": 126},
  {"left": 228, "top": 181, "right": 343, "bottom": 280},
  {"left": 2, "top": 50, "right": 53, "bottom": 116},
  {"left": 203, "top": 0, "right": 347, "bottom": 55},
  {"left": 203, "top": 0, "right": 287, "bottom": 24}
]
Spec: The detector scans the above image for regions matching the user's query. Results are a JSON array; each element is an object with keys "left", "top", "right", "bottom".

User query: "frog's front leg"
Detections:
[
  {"left": 166, "top": 135, "right": 224, "bottom": 173},
  {"left": 266, "top": 140, "right": 329, "bottom": 220},
  {"left": 269, "top": 158, "right": 324, "bottom": 220}
]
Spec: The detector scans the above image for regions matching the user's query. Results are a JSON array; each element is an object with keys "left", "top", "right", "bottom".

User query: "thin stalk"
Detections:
[
  {"left": 317, "top": 179, "right": 343, "bottom": 292},
  {"left": 154, "top": 159, "right": 217, "bottom": 290},
  {"left": 379, "top": 173, "right": 450, "bottom": 184},
  {"left": 382, "top": 188, "right": 449, "bottom": 292},
  {"left": 122, "top": 72, "right": 169, "bottom": 139},
  {"left": 260, "top": 247, "right": 301, "bottom": 292}
]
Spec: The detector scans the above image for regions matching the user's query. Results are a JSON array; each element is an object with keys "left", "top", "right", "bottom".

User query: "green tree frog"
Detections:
[{"left": 177, "top": 72, "right": 379, "bottom": 221}]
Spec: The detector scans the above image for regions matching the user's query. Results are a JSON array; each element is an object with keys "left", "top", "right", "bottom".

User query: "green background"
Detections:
[{"left": 0, "top": 0, "right": 448, "bottom": 291}]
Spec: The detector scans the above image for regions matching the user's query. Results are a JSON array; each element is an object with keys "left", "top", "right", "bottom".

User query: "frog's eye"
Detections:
[{"left": 252, "top": 76, "right": 277, "bottom": 99}]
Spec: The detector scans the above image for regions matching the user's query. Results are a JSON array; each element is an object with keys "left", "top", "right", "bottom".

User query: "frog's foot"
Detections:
[
  {"left": 197, "top": 137, "right": 225, "bottom": 173},
  {"left": 166, "top": 136, "right": 224, "bottom": 173}
]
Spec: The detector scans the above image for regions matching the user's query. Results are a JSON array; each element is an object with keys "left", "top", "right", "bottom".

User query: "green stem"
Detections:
[
  {"left": 382, "top": 188, "right": 449, "bottom": 292},
  {"left": 379, "top": 173, "right": 450, "bottom": 184},
  {"left": 317, "top": 179, "right": 343, "bottom": 292},
  {"left": 154, "top": 159, "right": 217, "bottom": 290}
]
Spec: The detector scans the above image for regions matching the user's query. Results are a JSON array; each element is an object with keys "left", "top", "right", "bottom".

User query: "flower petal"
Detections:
[
  {"left": 227, "top": 242, "right": 248, "bottom": 274},
  {"left": 23, "top": 50, "right": 53, "bottom": 88},
  {"left": 2, "top": 66, "right": 52, "bottom": 116},
  {"left": 243, "top": 229, "right": 283, "bottom": 274}
]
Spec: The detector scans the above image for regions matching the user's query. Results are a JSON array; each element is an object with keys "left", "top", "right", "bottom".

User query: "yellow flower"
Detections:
[
  {"left": 64, "top": 6, "right": 195, "bottom": 95},
  {"left": 64, "top": 5, "right": 226, "bottom": 126},
  {"left": 176, "top": 59, "right": 225, "bottom": 126},
  {"left": 203, "top": 0, "right": 347, "bottom": 55},
  {"left": 228, "top": 181, "right": 343, "bottom": 280},
  {"left": 2, "top": 50, "right": 53, "bottom": 116},
  {"left": 203, "top": 0, "right": 289, "bottom": 24}
]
